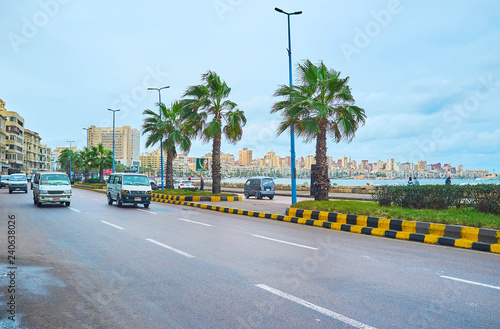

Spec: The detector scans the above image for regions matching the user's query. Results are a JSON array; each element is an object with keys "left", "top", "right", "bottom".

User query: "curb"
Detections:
[
  {"left": 73, "top": 185, "right": 107, "bottom": 193},
  {"left": 152, "top": 194, "right": 241, "bottom": 202},
  {"left": 286, "top": 208, "right": 500, "bottom": 254}
]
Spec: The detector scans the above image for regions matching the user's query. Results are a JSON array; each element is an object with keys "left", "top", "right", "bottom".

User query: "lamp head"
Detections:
[{"left": 275, "top": 7, "right": 284, "bottom": 13}]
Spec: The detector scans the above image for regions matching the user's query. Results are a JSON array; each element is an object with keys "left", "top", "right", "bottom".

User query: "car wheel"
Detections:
[
  {"left": 33, "top": 197, "right": 37, "bottom": 205},
  {"left": 65, "top": 202, "right": 70, "bottom": 207},
  {"left": 144, "top": 203, "right": 150, "bottom": 208},
  {"left": 107, "top": 194, "right": 113, "bottom": 205},
  {"left": 245, "top": 193, "right": 249, "bottom": 199},
  {"left": 9, "top": 189, "right": 12, "bottom": 194},
  {"left": 257, "top": 192, "right": 262, "bottom": 199},
  {"left": 36, "top": 199, "right": 42, "bottom": 207},
  {"left": 268, "top": 195, "right": 274, "bottom": 200},
  {"left": 25, "top": 190, "right": 28, "bottom": 194},
  {"left": 117, "top": 196, "right": 123, "bottom": 207}
]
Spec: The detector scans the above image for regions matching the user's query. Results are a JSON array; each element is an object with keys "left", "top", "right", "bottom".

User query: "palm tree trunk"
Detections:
[
  {"left": 99, "top": 165, "right": 104, "bottom": 183},
  {"left": 84, "top": 169, "right": 89, "bottom": 181},
  {"left": 212, "top": 135, "right": 221, "bottom": 194},
  {"left": 314, "top": 121, "right": 329, "bottom": 201},
  {"left": 165, "top": 148, "right": 174, "bottom": 189}
]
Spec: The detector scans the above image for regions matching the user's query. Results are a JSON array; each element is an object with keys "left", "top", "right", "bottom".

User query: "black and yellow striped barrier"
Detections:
[
  {"left": 287, "top": 208, "right": 500, "bottom": 254},
  {"left": 152, "top": 194, "right": 241, "bottom": 202}
]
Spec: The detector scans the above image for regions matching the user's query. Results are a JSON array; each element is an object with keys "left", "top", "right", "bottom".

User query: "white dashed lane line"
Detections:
[
  {"left": 145, "top": 238, "right": 195, "bottom": 258},
  {"left": 253, "top": 235, "right": 318, "bottom": 250},
  {"left": 100, "top": 221, "right": 125, "bottom": 230},
  {"left": 440, "top": 276, "right": 500, "bottom": 290},
  {"left": 68, "top": 207, "right": 81, "bottom": 213},
  {"left": 137, "top": 209, "right": 157, "bottom": 215},
  {"left": 178, "top": 218, "right": 212, "bottom": 227},
  {"left": 256, "top": 284, "right": 378, "bottom": 329}
]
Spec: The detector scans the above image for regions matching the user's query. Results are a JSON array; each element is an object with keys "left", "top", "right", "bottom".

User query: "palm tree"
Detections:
[
  {"left": 91, "top": 144, "right": 112, "bottom": 183},
  {"left": 142, "top": 101, "right": 192, "bottom": 189},
  {"left": 57, "top": 148, "right": 79, "bottom": 177},
  {"left": 272, "top": 60, "right": 366, "bottom": 201},
  {"left": 79, "top": 147, "right": 94, "bottom": 181},
  {"left": 182, "top": 71, "right": 246, "bottom": 194}
]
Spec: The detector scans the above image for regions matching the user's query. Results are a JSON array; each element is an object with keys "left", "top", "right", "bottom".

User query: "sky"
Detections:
[{"left": 1, "top": 0, "right": 499, "bottom": 172}]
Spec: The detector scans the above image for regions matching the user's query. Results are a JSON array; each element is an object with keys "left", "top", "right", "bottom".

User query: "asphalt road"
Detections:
[{"left": 0, "top": 187, "right": 499, "bottom": 329}]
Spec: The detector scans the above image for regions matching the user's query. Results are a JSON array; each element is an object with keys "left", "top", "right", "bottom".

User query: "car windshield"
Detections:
[
  {"left": 262, "top": 178, "right": 274, "bottom": 186},
  {"left": 1, "top": 176, "right": 10, "bottom": 181},
  {"left": 40, "top": 174, "right": 70, "bottom": 185},
  {"left": 122, "top": 175, "right": 150, "bottom": 186},
  {"left": 10, "top": 175, "right": 26, "bottom": 181},
  {"left": 181, "top": 181, "right": 192, "bottom": 184}
]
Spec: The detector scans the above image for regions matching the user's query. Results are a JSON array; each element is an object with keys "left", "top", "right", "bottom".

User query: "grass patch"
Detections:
[
  {"left": 154, "top": 189, "right": 237, "bottom": 197},
  {"left": 292, "top": 200, "right": 500, "bottom": 229},
  {"left": 77, "top": 183, "right": 107, "bottom": 187}
]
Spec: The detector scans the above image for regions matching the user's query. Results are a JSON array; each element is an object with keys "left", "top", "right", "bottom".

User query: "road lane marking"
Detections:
[
  {"left": 101, "top": 221, "right": 125, "bottom": 230},
  {"left": 256, "top": 284, "right": 377, "bottom": 329},
  {"left": 178, "top": 218, "right": 212, "bottom": 227},
  {"left": 440, "top": 276, "right": 500, "bottom": 290},
  {"left": 137, "top": 209, "right": 158, "bottom": 215},
  {"left": 145, "top": 239, "right": 195, "bottom": 258},
  {"left": 253, "top": 235, "right": 318, "bottom": 250},
  {"left": 92, "top": 198, "right": 99, "bottom": 201},
  {"left": 68, "top": 207, "right": 81, "bottom": 213}
]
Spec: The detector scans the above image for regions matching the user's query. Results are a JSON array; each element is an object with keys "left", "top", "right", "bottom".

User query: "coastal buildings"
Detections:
[
  {"left": 0, "top": 113, "right": 7, "bottom": 173},
  {"left": 86, "top": 125, "right": 140, "bottom": 167},
  {"left": 23, "top": 129, "right": 51, "bottom": 174},
  {"left": 0, "top": 99, "right": 25, "bottom": 172}
]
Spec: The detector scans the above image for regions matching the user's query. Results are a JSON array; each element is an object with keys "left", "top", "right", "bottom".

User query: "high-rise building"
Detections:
[
  {"left": 0, "top": 99, "right": 24, "bottom": 171},
  {"left": 139, "top": 148, "right": 162, "bottom": 174},
  {"left": 238, "top": 148, "right": 252, "bottom": 166},
  {"left": 87, "top": 125, "right": 140, "bottom": 167},
  {"left": 386, "top": 158, "right": 395, "bottom": 171},
  {"left": 305, "top": 155, "right": 316, "bottom": 169}
]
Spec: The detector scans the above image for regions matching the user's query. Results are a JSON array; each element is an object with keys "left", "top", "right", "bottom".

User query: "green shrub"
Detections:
[
  {"left": 373, "top": 184, "right": 500, "bottom": 215},
  {"left": 85, "top": 178, "right": 101, "bottom": 184}
]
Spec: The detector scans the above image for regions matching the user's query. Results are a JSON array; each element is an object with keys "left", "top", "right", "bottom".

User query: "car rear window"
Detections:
[{"left": 262, "top": 178, "right": 274, "bottom": 186}]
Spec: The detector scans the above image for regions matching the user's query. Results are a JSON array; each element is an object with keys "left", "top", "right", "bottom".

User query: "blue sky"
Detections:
[{"left": 1, "top": 0, "right": 499, "bottom": 172}]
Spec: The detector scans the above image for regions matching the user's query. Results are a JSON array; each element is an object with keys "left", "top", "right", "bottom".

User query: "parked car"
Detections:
[
  {"left": 173, "top": 180, "right": 195, "bottom": 190},
  {"left": 8, "top": 174, "right": 28, "bottom": 194},
  {"left": 148, "top": 176, "right": 159, "bottom": 190},
  {"left": 32, "top": 172, "right": 72, "bottom": 207},
  {"left": 106, "top": 173, "right": 152, "bottom": 208},
  {"left": 0, "top": 175, "right": 10, "bottom": 188},
  {"left": 244, "top": 177, "right": 275, "bottom": 199},
  {"left": 30, "top": 174, "right": 36, "bottom": 189}
]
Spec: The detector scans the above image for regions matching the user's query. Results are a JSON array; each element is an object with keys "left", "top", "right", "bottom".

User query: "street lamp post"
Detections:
[
  {"left": 67, "top": 140, "right": 75, "bottom": 181},
  {"left": 108, "top": 109, "right": 120, "bottom": 173},
  {"left": 148, "top": 86, "right": 170, "bottom": 189},
  {"left": 275, "top": 7, "right": 302, "bottom": 205},
  {"left": 83, "top": 128, "right": 89, "bottom": 148}
]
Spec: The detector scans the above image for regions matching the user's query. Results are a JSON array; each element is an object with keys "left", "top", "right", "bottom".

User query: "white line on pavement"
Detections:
[
  {"left": 256, "top": 284, "right": 378, "bottom": 329},
  {"left": 253, "top": 235, "right": 318, "bottom": 250},
  {"left": 92, "top": 198, "right": 99, "bottom": 201},
  {"left": 440, "top": 276, "right": 500, "bottom": 290},
  {"left": 68, "top": 207, "right": 81, "bottom": 213},
  {"left": 145, "top": 238, "right": 195, "bottom": 258},
  {"left": 178, "top": 218, "right": 212, "bottom": 227},
  {"left": 137, "top": 209, "right": 158, "bottom": 215},
  {"left": 101, "top": 221, "right": 125, "bottom": 230}
]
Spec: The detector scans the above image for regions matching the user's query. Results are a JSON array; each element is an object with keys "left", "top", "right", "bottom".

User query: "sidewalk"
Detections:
[{"left": 219, "top": 187, "right": 373, "bottom": 201}]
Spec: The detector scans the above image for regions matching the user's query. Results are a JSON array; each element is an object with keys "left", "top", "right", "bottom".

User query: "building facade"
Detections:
[
  {"left": 0, "top": 113, "right": 7, "bottom": 173},
  {"left": 86, "top": 125, "right": 140, "bottom": 167},
  {"left": 238, "top": 148, "right": 252, "bottom": 166},
  {"left": 0, "top": 99, "right": 25, "bottom": 172}
]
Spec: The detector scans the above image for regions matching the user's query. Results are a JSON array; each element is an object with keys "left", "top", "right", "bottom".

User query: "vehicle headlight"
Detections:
[
  {"left": 40, "top": 189, "right": 48, "bottom": 194},
  {"left": 121, "top": 190, "right": 129, "bottom": 194},
  {"left": 64, "top": 189, "right": 72, "bottom": 194},
  {"left": 146, "top": 191, "right": 151, "bottom": 194}
]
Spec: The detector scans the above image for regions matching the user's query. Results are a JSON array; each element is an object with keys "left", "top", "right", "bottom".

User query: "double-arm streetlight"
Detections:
[
  {"left": 275, "top": 7, "right": 302, "bottom": 205},
  {"left": 108, "top": 109, "right": 120, "bottom": 173},
  {"left": 67, "top": 140, "right": 75, "bottom": 181},
  {"left": 148, "top": 86, "right": 170, "bottom": 189}
]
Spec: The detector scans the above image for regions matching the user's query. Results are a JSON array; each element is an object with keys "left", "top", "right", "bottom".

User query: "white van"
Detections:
[
  {"left": 106, "top": 173, "right": 152, "bottom": 208},
  {"left": 32, "top": 172, "right": 72, "bottom": 207}
]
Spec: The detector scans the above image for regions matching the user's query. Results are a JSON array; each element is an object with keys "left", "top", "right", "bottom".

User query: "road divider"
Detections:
[{"left": 152, "top": 193, "right": 241, "bottom": 202}]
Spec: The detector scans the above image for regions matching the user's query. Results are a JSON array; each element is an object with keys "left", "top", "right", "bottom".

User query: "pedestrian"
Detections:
[
  {"left": 200, "top": 176, "right": 204, "bottom": 191},
  {"left": 414, "top": 177, "right": 420, "bottom": 185},
  {"left": 188, "top": 176, "right": 191, "bottom": 181},
  {"left": 407, "top": 177, "right": 413, "bottom": 186},
  {"left": 445, "top": 176, "right": 452, "bottom": 185}
]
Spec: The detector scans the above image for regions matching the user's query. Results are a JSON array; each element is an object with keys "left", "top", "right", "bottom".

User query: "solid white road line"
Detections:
[
  {"left": 256, "top": 284, "right": 377, "bottom": 329},
  {"left": 137, "top": 209, "right": 158, "bottom": 215},
  {"left": 68, "top": 207, "right": 81, "bottom": 213},
  {"left": 178, "top": 218, "right": 212, "bottom": 227},
  {"left": 253, "top": 235, "right": 318, "bottom": 250},
  {"left": 440, "top": 276, "right": 500, "bottom": 290},
  {"left": 100, "top": 221, "right": 125, "bottom": 230},
  {"left": 145, "top": 238, "right": 195, "bottom": 258}
]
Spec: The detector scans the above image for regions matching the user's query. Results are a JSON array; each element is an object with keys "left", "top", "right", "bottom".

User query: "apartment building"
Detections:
[
  {"left": 139, "top": 148, "right": 162, "bottom": 173},
  {"left": 0, "top": 99, "right": 25, "bottom": 171},
  {"left": 0, "top": 113, "right": 8, "bottom": 173},
  {"left": 23, "top": 129, "right": 51, "bottom": 174},
  {"left": 238, "top": 148, "right": 252, "bottom": 166},
  {"left": 86, "top": 125, "right": 140, "bottom": 167}
]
